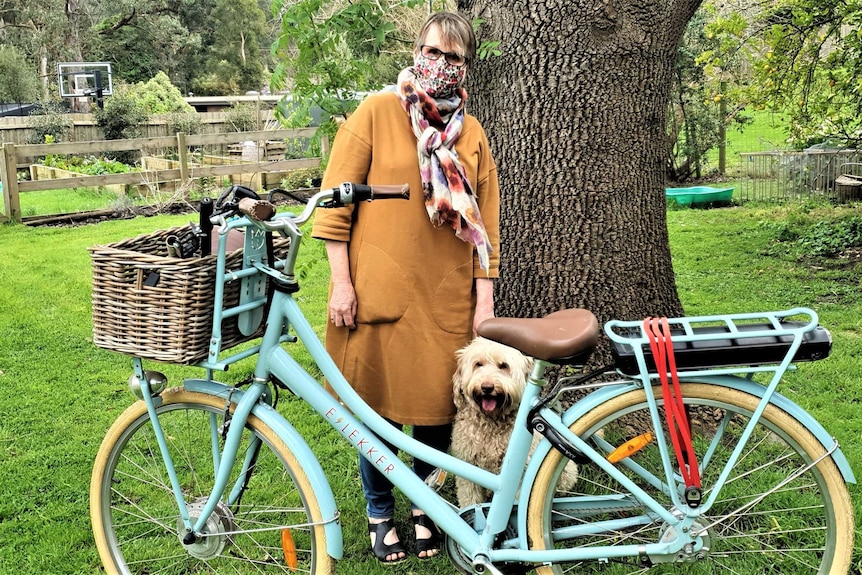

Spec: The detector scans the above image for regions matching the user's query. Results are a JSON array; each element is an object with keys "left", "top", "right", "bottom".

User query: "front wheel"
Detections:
[
  {"left": 90, "top": 388, "right": 335, "bottom": 574},
  {"left": 526, "top": 383, "right": 853, "bottom": 574}
]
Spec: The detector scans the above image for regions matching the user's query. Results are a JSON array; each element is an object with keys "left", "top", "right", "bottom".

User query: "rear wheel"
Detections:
[
  {"left": 526, "top": 383, "right": 853, "bottom": 574},
  {"left": 90, "top": 388, "right": 335, "bottom": 574}
]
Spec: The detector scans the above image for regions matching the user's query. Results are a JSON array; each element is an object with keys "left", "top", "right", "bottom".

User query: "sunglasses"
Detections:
[{"left": 420, "top": 45, "right": 467, "bottom": 67}]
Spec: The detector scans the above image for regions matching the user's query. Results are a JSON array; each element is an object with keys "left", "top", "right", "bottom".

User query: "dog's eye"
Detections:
[
  {"left": 473, "top": 361, "right": 484, "bottom": 369},
  {"left": 499, "top": 362, "right": 509, "bottom": 371}
]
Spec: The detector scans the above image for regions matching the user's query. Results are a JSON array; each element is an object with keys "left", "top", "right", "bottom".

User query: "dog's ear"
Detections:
[
  {"left": 512, "top": 352, "right": 534, "bottom": 384},
  {"left": 452, "top": 343, "right": 472, "bottom": 408}
]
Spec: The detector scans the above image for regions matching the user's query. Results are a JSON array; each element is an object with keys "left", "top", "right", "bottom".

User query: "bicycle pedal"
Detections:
[{"left": 424, "top": 467, "right": 447, "bottom": 491}]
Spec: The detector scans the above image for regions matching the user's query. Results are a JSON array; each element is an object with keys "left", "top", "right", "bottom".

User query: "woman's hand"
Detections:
[
  {"left": 325, "top": 240, "right": 357, "bottom": 328},
  {"left": 330, "top": 280, "right": 357, "bottom": 328},
  {"left": 472, "top": 277, "right": 495, "bottom": 336}
]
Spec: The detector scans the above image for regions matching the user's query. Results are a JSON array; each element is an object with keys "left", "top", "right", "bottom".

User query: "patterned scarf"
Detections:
[{"left": 397, "top": 67, "right": 492, "bottom": 271}]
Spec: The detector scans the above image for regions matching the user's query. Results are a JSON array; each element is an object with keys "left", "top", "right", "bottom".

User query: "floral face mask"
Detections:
[{"left": 413, "top": 52, "right": 466, "bottom": 99}]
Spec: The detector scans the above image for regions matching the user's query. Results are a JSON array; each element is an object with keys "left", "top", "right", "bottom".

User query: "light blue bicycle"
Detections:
[{"left": 89, "top": 183, "right": 855, "bottom": 574}]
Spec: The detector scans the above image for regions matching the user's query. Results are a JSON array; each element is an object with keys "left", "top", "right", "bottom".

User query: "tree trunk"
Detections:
[
  {"left": 65, "top": 0, "right": 91, "bottom": 113},
  {"left": 39, "top": 52, "right": 50, "bottom": 101},
  {"left": 459, "top": 0, "right": 701, "bottom": 353}
]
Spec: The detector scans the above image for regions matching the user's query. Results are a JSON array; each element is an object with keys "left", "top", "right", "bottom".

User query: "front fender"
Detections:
[
  {"left": 517, "top": 376, "right": 855, "bottom": 545},
  {"left": 184, "top": 379, "right": 343, "bottom": 560}
]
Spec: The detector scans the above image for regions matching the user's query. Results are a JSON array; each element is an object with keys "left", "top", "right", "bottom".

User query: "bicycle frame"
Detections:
[{"left": 130, "top": 195, "right": 856, "bottom": 571}]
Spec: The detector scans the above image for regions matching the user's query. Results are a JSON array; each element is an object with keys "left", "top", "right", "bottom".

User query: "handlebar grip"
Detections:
[
  {"left": 368, "top": 184, "right": 410, "bottom": 200},
  {"left": 335, "top": 182, "right": 409, "bottom": 203},
  {"left": 238, "top": 197, "right": 276, "bottom": 221}
]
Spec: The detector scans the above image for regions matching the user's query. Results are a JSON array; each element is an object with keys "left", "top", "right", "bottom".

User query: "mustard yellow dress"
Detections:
[{"left": 311, "top": 91, "right": 500, "bottom": 426}]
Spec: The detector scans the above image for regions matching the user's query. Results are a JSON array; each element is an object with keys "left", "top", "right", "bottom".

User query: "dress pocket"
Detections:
[
  {"left": 353, "top": 243, "right": 411, "bottom": 324},
  {"left": 431, "top": 261, "right": 474, "bottom": 335}
]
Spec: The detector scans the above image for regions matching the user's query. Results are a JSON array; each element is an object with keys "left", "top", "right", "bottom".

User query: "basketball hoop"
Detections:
[{"left": 58, "top": 62, "right": 113, "bottom": 108}]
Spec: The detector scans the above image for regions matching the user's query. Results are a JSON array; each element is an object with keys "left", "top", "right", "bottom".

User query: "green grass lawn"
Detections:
[
  {"left": 702, "top": 110, "right": 790, "bottom": 177},
  {"left": 16, "top": 180, "right": 230, "bottom": 219},
  {"left": 0, "top": 202, "right": 860, "bottom": 573},
  {"left": 18, "top": 187, "right": 126, "bottom": 217},
  {"left": 726, "top": 110, "right": 791, "bottom": 155}
]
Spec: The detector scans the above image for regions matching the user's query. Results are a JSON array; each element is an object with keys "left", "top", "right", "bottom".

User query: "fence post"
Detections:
[
  {"left": 320, "top": 135, "right": 330, "bottom": 157},
  {"left": 176, "top": 132, "right": 190, "bottom": 197},
  {"left": 0, "top": 143, "right": 21, "bottom": 223},
  {"left": 718, "top": 81, "right": 727, "bottom": 175}
]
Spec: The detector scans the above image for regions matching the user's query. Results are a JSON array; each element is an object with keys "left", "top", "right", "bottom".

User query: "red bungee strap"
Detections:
[{"left": 643, "top": 317, "right": 702, "bottom": 490}]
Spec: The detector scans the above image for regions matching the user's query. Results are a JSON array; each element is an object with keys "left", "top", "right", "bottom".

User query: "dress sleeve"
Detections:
[
  {"left": 311, "top": 103, "right": 374, "bottom": 242},
  {"left": 475, "top": 126, "right": 501, "bottom": 278}
]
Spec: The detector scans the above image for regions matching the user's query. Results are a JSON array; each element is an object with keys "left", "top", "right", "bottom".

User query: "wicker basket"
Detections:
[
  {"left": 835, "top": 174, "right": 862, "bottom": 201},
  {"left": 89, "top": 226, "right": 288, "bottom": 364}
]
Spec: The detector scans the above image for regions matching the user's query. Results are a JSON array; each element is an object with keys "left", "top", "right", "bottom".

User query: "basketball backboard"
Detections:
[{"left": 58, "top": 62, "right": 113, "bottom": 98}]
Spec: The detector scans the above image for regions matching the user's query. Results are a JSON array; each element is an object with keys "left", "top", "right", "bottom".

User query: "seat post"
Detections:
[{"left": 527, "top": 359, "right": 553, "bottom": 389}]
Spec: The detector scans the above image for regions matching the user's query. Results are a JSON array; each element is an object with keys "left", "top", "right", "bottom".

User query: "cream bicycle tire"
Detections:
[
  {"left": 526, "top": 383, "right": 853, "bottom": 574},
  {"left": 90, "top": 388, "right": 335, "bottom": 574}
]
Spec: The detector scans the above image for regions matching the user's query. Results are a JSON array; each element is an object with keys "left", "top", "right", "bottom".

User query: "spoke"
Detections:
[
  {"left": 698, "top": 439, "right": 835, "bottom": 535},
  {"left": 115, "top": 462, "right": 173, "bottom": 495},
  {"left": 111, "top": 487, "right": 176, "bottom": 533}
]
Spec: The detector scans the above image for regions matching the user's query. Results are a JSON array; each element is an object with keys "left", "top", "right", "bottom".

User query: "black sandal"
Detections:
[
  {"left": 368, "top": 518, "right": 406, "bottom": 564},
  {"left": 412, "top": 513, "right": 442, "bottom": 560}
]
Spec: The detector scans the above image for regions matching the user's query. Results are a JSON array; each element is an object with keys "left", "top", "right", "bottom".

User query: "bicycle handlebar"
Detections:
[{"left": 235, "top": 183, "right": 410, "bottom": 224}]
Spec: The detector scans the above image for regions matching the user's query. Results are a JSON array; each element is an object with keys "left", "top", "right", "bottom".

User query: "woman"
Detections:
[{"left": 312, "top": 11, "right": 501, "bottom": 564}]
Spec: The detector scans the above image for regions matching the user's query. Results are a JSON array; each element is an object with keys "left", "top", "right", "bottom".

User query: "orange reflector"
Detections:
[
  {"left": 281, "top": 528, "right": 298, "bottom": 570},
  {"left": 607, "top": 432, "right": 654, "bottom": 463}
]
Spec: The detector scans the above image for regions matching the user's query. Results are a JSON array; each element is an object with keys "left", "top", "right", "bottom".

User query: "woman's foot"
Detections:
[
  {"left": 368, "top": 518, "right": 406, "bottom": 564},
  {"left": 411, "top": 512, "right": 442, "bottom": 560}
]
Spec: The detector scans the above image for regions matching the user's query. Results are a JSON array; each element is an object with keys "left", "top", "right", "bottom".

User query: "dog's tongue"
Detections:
[{"left": 482, "top": 397, "right": 498, "bottom": 412}]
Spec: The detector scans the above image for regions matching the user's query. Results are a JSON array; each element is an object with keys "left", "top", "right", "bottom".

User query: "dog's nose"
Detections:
[{"left": 481, "top": 384, "right": 495, "bottom": 394}]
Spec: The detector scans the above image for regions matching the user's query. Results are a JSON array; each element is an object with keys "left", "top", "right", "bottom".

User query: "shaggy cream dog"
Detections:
[{"left": 451, "top": 337, "right": 577, "bottom": 507}]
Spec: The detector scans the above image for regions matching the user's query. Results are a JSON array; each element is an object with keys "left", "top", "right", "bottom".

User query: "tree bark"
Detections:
[{"left": 459, "top": 0, "right": 701, "bottom": 353}]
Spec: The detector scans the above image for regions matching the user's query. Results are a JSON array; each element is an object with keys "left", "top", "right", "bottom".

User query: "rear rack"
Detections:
[{"left": 606, "top": 308, "right": 832, "bottom": 377}]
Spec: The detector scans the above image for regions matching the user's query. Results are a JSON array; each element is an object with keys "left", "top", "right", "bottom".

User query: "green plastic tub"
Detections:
[{"left": 665, "top": 186, "right": 733, "bottom": 206}]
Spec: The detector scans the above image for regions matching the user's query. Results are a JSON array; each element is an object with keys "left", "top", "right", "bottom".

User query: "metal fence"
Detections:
[{"left": 735, "top": 149, "right": 862, "bottom": 202}]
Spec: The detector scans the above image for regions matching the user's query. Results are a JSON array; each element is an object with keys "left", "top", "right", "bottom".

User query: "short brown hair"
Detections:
[{"left": 415, "top": 12, "right": 477, "bottom": 67}]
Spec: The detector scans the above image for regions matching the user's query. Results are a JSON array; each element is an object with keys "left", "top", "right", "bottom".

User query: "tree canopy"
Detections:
[
  {"left": 0, "top": 45, "right": 40, "bottom": 105},
  {"left": 3, "top": 0, "right": 861, "bottom": 156},
  {"left": 0, "top": 0, "right": 274, "bottom": 99},
  {"left": 271, "top": 0, "right": 430, "bottom": 134},
  {"left": 704, "top": 0, "right": 862, "bottom": 148}
]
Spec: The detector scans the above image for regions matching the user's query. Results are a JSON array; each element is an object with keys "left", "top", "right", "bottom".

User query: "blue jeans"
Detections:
[{"left": 359, "top": 419, "right": 452, "bottom": 519}]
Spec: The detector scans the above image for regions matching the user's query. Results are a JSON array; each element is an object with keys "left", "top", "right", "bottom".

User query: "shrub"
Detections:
[
  {"left": 131, "top": 72, "right": 195, "bottom": 114},
  {"left": 167, "top": 112, "right": 203, "bottom": 135},
  {"left": 761, "top": 207, "right": 862, "bottom": 259},
  {"left": 94, "top": 83, "right": 149, "bottom": 141},
  {"left": 225, "top": 102, "right": 260, "bottom": 132},
  {"left": 93, "top": 83, "right": 148, "bottom": 163},
  {"left": 0, "top": 45, "right": 40, "bottom": 104},
  {"left": 280, "top": 167, "right": 323, "bottom": 190}
]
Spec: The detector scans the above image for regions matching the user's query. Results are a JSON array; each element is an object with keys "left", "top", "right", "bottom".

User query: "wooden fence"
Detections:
[
  {"left": 0, "top": 110, "right": 279, "bottom": 145},
  {"left": 0, "top": 127, "right": 326, "bottom": 222}
]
